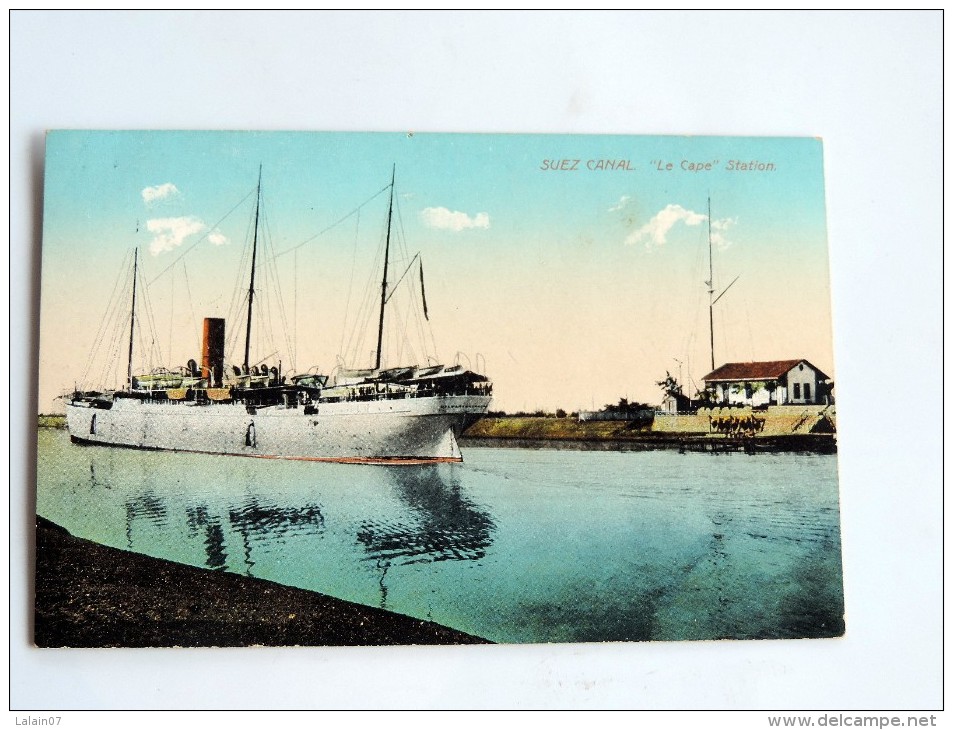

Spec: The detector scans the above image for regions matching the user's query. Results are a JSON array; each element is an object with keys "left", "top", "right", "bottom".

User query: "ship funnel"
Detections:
[{"left": 202, "top": 317, "right": 226, "bottom": 388}]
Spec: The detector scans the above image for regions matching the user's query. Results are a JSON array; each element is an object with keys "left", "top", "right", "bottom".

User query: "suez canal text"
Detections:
[{"left": 538, "top": 158, "right": 775, "bottom": 172}]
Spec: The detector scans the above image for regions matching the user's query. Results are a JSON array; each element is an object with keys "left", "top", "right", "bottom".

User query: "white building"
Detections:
[
  {"left": 659, "top": 391, "right": 692, "bottom": 414},
  {"left": 702, "top": 359, "right": 832, "bottom": 407}
]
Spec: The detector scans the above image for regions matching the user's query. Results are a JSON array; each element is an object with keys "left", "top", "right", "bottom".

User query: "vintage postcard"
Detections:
[{"left": 35, "top": 131, "right": 843, "bottom": 646}]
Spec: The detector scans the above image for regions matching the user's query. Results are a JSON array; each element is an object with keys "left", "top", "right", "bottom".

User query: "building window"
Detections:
[
  {"left": 804, "top": 383, "right": 811, "bottom": 402},
  {"left": 793, "top": 383, "right": 801, "bottom": 399}
]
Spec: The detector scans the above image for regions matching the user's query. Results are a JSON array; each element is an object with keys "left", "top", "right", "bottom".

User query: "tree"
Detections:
[
  {"left": 604, "top": 397, "right": 651, "bottom": 414},
  {"left": 656, "top": 371, "right": 682, "bottom": 399},
  {"left": 694, "top": 388, "right": 716, "bottom": 407}
]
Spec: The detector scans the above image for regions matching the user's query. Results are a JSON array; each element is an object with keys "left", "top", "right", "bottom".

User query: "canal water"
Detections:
[{"left": 35, "top": 428, "right": 844, "bottom": 644}]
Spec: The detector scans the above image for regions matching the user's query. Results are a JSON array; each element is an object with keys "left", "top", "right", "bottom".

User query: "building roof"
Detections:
[{"left": 703, "top": 359, "right": 830, "bottom": 382}]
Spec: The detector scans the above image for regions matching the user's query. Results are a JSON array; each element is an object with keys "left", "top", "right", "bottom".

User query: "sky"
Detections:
[{"left": 39, "top": 131, "right": 834, "bottom": 413}]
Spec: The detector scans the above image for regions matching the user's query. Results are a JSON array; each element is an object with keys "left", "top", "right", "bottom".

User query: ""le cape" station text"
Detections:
[{"left": 651, "top": 158, "right": 776, "bottom": 172}]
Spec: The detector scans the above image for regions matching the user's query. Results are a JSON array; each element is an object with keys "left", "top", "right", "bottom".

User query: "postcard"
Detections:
[{"left": 35, "top": 131, "right": 843, "bottom": 646}]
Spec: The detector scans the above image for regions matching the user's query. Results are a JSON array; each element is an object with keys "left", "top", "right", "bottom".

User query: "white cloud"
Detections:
[
  {"left": 147, "top": 216, "right": 206, "bottom": 255},
  {"left": 608, "top": 195, "right": 631, "bottom": 212},
  {"left": 208, "top": 230, "right": 228, "bottom": 246},
  {"left": 420, "top": 206, "right": 490, "bottom": 232},
  {"left": 624, "top": 204, "right": 738, "bottom": 250},
  {"left": 141, "top": 183, "right": 180, "bottom": 204},
  {"left": 709, "top": 216, "right": 737, "bottom": 250}
]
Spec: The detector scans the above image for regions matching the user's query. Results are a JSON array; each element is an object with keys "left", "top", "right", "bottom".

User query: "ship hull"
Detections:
[{"left": 66, "top": 394, "right": 491, "bottom": 463}]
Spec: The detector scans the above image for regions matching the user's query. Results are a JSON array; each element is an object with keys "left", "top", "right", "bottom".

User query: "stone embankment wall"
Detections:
[{"left": 652, "top": 405, "right": 836, "bottom": 436}]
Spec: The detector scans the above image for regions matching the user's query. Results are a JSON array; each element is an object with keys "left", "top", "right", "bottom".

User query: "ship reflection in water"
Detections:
[
  {"left": 38, "top": 428, "right": 843, "bottom": 644},
  {"left": 359, "top": 466, "right": 495, "bottom": 566},
  {"left": 357, "top": 466, "right": 495, "bottom": 608},
  {"left": 117, "top": 462, "right": 488, "bottom": 590},
  {"left": 124, "top": 490, "right": 329, "bottom": 576},
  {"left": 227, "top": 501, "right": 327, "bottom": 575}
]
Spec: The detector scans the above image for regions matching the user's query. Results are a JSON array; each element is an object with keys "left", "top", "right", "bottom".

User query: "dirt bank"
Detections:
[{"left": 34, "top": 516, "right": 490, "bottom": 648}]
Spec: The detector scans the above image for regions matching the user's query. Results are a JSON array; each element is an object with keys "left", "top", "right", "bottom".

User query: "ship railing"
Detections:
[{"left": 316, "top": 380, "right": 492, "bottom": 403}]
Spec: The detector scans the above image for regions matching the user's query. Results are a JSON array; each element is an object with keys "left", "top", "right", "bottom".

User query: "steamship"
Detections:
[{"left": 64, "top": 169, "right": 492, "bottom": 463}]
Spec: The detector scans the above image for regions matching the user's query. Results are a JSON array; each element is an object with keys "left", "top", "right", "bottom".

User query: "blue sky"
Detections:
[{"left": 40, "top": 131, "right": 833, "bottom": 412}]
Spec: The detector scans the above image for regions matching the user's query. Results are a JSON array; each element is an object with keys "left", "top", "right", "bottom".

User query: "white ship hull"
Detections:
[{"left": 66, "top": 394, "right": 490, "bottom": 463}]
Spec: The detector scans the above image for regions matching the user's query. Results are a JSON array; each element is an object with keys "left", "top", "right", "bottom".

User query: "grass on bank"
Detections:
[{"left": 463, "top": 416, "right": 653, "bottom": 441}]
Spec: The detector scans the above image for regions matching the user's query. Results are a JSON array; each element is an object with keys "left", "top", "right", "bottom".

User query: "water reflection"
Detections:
[
  {"left": 184, "top": 504, "right": 229, "bottom": 571},
  {"left": 357, "top": 465, "right": 495, "bottom": 566},
  {"left": 124, "top": 491, "right": 169, "bottom": 549},
  {"left": 89, "top": 462, "right": 112, "bottom": 490},
  {"left": 228, "top": 501, "right": 326, "bottom": 539},
  {"left": 203, "top": 522, "right": 228, "bottom": 570},
  {"left": 228, "top": 500, "right": 326, "bottom": 574},
  {"left": 357, "top": 465, "right": 496, "bottom": 609},
  {"left": 37, "top": 429, "right": 843, "bottom": 644},
  {"left": 122, "top": 488, "right": 327, "bottom": 574}
]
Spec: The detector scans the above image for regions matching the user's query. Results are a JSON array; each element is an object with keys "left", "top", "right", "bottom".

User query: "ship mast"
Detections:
[
  {"left": 374, "top": 164, "right": 396, "bottom": 371},
  {"left": 706, "top": 197, "right": 739, "bottom": 372},
  {"left": 243, "top": 166, "right": 262, "bottom": 372},
  {"left": 127, "top": 247, "right": 139, "bottom": 391}
]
